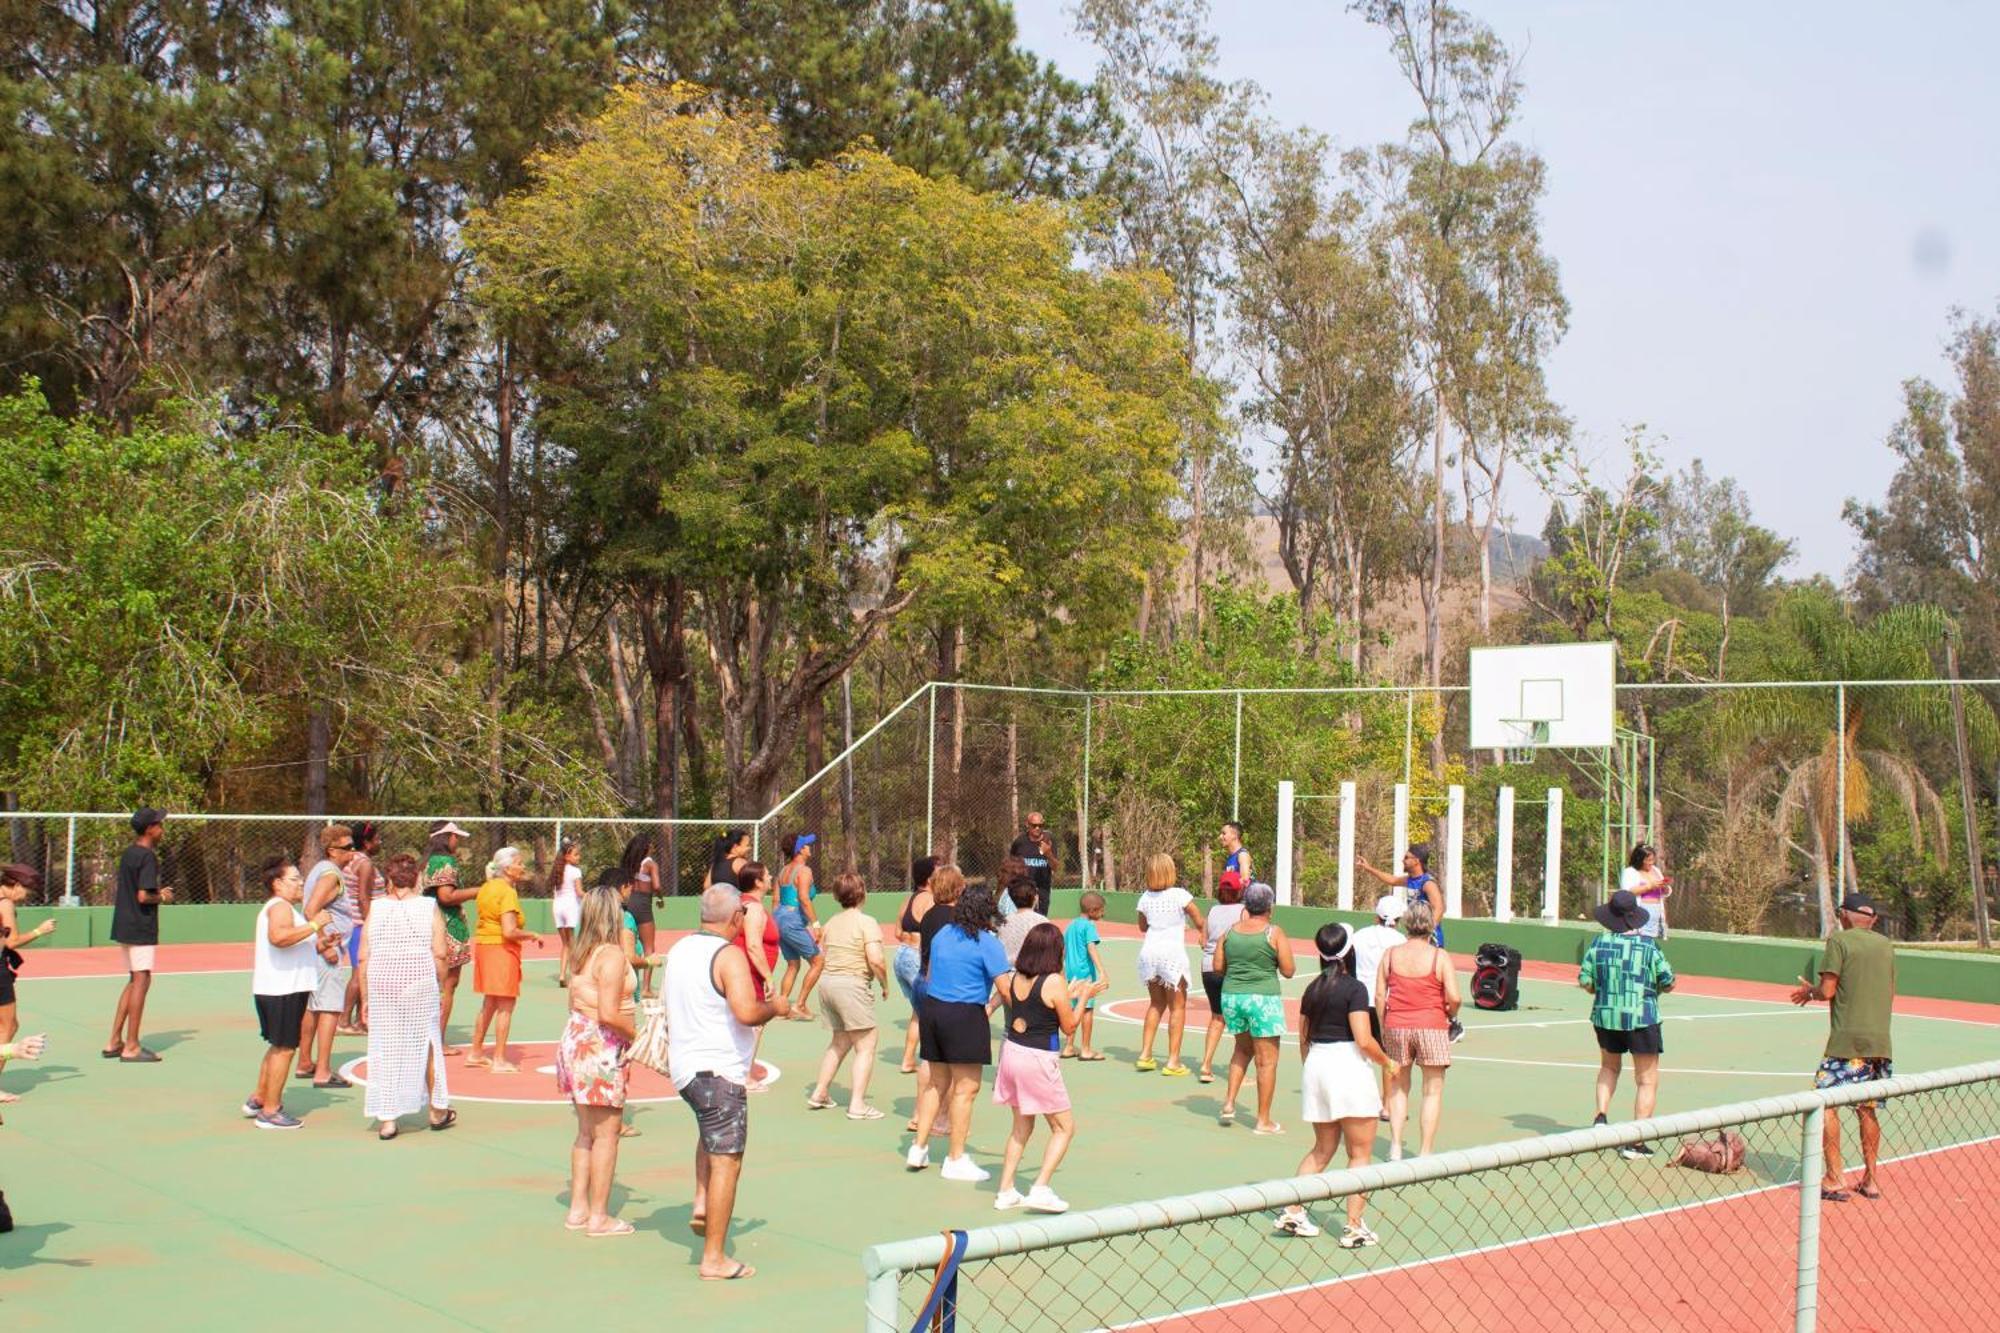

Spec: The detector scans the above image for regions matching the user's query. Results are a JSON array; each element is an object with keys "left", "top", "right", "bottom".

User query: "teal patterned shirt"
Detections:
[{"left": 1578, "top": 931, "right": 1675, "bottom": 1031}]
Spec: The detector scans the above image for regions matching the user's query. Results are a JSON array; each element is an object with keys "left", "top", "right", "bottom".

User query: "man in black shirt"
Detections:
[
  {"left": 103, "top": 808, "right": 173, "bottom": 1062},
  {"left": 1008, "top": 812, "right": 1055, "bottom": 916}
]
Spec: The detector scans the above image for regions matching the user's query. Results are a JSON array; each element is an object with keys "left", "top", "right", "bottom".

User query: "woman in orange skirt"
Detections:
[{"left": 467, "top": 847, "right": 542, "bottom": 1072}]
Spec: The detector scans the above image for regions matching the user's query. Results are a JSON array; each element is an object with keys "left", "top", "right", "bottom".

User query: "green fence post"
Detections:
[{"left": 1795, "top": 1102, "right": 1824, "bottom": 1332}]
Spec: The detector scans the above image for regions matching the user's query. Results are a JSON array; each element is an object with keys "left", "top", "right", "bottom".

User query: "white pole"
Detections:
[
  {"left": 1543, "top": 787, "right": 1564, "bottom": 921},
  {"left": 1392, "top": 783, "right": 1409, "bottom": 872},
  {"left": 1275, "top": 780, "right": 1296, "bottom": 908},
  {"left": 1445, "top": 784, "right": 1465, "bottom": 919},
  {"left": 1336, "top": 781, "right": 1356, "bottom": 912},
  {"left": 1495, "top": 786, "right": 1515, "bottom": 923}
]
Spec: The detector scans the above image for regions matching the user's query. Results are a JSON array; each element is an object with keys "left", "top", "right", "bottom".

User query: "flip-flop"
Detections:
[
  {"left": 564, "top": 1216, "right": 590, "bottom": 1231},
  {"left": 428, "top": 1110, "right": 458, "bottom": 1132},
  {"left": 378, "top": 1124, "right": 400, "bottom": 1142},
  {"left": 0, "top": 1092, "right": 20, "bottom": 1105},
  {"left": 805, "top": 1094, "right": 835, "bottom": 1110},
  {"left": 1080, "top": 1053, "right": 1107, "bottom": 1062},
  {"left": 101, "top": 1047, "right": 123, "bottom": 1060},
  {"left": 1197, "top": 1070, "right": 1214, "bottom": 1083},
  {"left": 587, "top": 1220, "right": 635, "bottom": 1238},
  {"left": 1253, "top": 1123, "right": 1285, "bottom": 1136},
  {"left": 1855, "top": 1185, "right": 1882, "bottom": 1200},
  {"left": 1059, "top": 1050, "right": 1078, "bottom": 1060},
  {"left": 689, "top": 1218, "right": 707, "bottom": 1236},
  {"left": 1820, "top": 1188, "right": 1852, "bottom": 1202},
  {"left": 120, "top": 1049, "right": 162, "bottom": 1063},
  {"left": 1218, "top": 1108, "right": 1236, "bottom": 1126},
  {"left": 700, "top": 1262, "right": 755, "bottom": 1281},
  {"left": 1161, "top": 1065, "right": 1191, "bottom": 1077},
  {"left": 313, "top": 1077, "right": 353, "bottom": 1090},
  {"left": 846, "top": 1106, "right": 886, "bottom": 1121},
  {"left": 618, "top": 1123, "right": 641, "bottom": 1138}
]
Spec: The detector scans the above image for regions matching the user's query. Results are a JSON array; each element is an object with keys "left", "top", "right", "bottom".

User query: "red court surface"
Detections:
[{"left": 1132, "top": 1137, "right": 2000, "bottom": 1333}]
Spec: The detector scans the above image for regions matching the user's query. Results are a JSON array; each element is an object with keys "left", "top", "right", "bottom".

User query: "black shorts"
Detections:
[
  {"left": 254, "top": 991, "right": 311, "bottom": 1048},
  {"left": 0, "top": 963, "right": 15, "bottom": 1007},
  {"left": 625, "top": 892, "right": 656, "bottom": 928},
  {"left": 918, "top": 998, "right": 993, "bottom": 1066},
  {"left": 1595, "top": 1023, "right": 1664, "bottom": 1056},
  {"left": 679, "top": 1072, "right": 749, "bottom": 1155},
  {"left": 1201, "top": 970, "right": 1224, "bottom": 1015}
]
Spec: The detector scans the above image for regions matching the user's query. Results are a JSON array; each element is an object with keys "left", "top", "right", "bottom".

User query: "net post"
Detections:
[
  {"left": 1392, "top": 783, "right": 1409, "bottom": 871},
  {"left": 1274, "top": 781, "right": 1295, "bottom": 907},
  {"left": 1795, "top": 1101, "right": 1824, "bottom": 1332},
  {"left": 1402, "top": 689, "right": 1414, "bottom": 789},
  {"left": 1834, "top": 683, "right": 1846, "bottom": 906},
  {"left": 863, "top": 1265, "right": 903, "bottom": 1332},
  {"left": 1231, "top": 691, "right": 1244, "bottom": 823},
  {"left": 1494, "top": 786, "right": 1514, "bottom": 921},
  {"left": 1542, "top": 787, "right": 1562, "bottom": 920},
  {"left": 1080, "top": 696, "right": 1093, "bottom": 893},
  {"left": 63, "top": 814, "right": 79, "bottom": 906},
  {"left": 925, "top": 683, "right": 937, "bottom": 857},
  {"left": 1444, "top": 784, "right": 1464, "bottom": 918},
  {"left": 1336, "top": 781, "right": 1356, "bottom": 911}
]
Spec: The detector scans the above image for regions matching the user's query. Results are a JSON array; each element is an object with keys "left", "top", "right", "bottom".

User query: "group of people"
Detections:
[{"left": 51, "top": 805, "right": 1902, "bottom": 1272}]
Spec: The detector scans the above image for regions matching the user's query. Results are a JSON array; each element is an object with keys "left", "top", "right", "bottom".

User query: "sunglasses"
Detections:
[{"left": 328, "top": 842, "right": 355, "bottom": 851}]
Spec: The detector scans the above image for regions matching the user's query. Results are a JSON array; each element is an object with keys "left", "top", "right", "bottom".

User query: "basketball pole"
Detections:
[
  {"left": 1542, "top": 787, "right": 1563, "bottom": 920},
  {"left": 1444, "top": 784, "right": 1465, "bottom": 919},
  {"left": 1392, "top": 782, "right": 1409, "bottom": 871},
  {"left": 1495, "top": 785, "right": 1515, "bottom": 922}
]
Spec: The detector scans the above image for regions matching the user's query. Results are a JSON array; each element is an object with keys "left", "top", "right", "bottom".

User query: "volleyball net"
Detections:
[{"left": 860, "top": 1059, "right": 2000, "bottom": 1332}]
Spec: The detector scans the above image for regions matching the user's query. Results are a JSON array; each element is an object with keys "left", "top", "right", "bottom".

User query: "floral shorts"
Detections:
[
  {"left": 1220, "top": 992, "right": 1286, "bottom": 1039},
  {"left": 1814, "top": 1056, "right": 1893, "bottom": 1108},
  {"left": 556, "top": 1010, "right": 629, "bottom": 1109}
]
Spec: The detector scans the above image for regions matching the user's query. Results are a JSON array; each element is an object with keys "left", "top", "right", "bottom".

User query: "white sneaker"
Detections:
[
  {"left": 1338, "top": 1223, "right": 1379, "bottom": 1249},
  {"left": 1273, "top": 1209, "right": 1320, "bottom": 1238},
  {"left": 940, "top": 1155, "right": 991, "bottom": 1183},
  {"left": 993, "top": 1187, "right": 1025, "bottom": 1211},
  {"left": 1024, "top": 1185, "right": 1069, "bottom": 1213},
  {"left": 905, "top": 1143, "right": 930, "bottom": 1171}
]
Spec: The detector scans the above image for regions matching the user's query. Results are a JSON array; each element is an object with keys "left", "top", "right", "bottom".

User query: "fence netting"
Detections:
[{"left": 865, "top": 1064, "right": 2000, "bottom": 1332}]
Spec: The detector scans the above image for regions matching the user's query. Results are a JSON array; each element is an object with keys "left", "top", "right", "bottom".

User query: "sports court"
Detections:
[{"left": 5, "top": 926, "right": 1995, "bottom": 1330}]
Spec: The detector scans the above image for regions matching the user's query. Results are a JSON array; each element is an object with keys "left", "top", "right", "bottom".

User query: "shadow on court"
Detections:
[{"left": 0, "top": 1222, "right": 89, "bottom": 1270}]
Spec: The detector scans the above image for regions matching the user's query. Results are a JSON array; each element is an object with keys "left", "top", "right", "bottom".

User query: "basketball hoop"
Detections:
[{"left": 1497, "top": 717, "right": 1549, "bottom": 766}]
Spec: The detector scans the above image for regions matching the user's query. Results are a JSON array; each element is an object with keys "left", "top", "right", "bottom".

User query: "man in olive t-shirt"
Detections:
[{"left": 1791, "top": 892, "right": 1897, "bottom": 1201}]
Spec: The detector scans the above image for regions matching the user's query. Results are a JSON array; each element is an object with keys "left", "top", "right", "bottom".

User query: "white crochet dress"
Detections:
[{"left": 363, "top": 894, "right": 450, "bottom": 1120}]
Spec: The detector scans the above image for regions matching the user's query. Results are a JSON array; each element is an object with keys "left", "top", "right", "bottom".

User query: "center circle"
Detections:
[{"left": 337, "top": 1044, "right": 780, "bottom": 1106}]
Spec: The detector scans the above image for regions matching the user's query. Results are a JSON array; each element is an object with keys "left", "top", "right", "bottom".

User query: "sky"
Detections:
[{"left": 1010, "top": 1, "right": 2000, "bottom": 578}]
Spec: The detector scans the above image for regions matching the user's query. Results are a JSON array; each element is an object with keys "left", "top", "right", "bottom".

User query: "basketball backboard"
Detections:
[{"left": 1469, "top": 643, "right": 1617, "bottom": 750}]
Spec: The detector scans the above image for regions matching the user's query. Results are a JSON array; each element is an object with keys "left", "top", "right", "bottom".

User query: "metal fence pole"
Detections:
[
  {"left": 1795, "top": 1102, "right": 1825, "bottom": 1332},
  {"left": 863, "top": 1267, "right": 902, "bottom": 1332},
  {"left": 1231, "top": 691, "right": 1244, "bottom": 823},
  {"left": 1081, "top": 696, "right": 1093, "bottom": 893},
  {"left": 925, "top": 682, "right": 937, "bottom": 856},
  {"left": 1402, "top": 690, "right": 1414, "bottom": 790},
  {"left": 63, "top": 815, "right": 78, "bottom": 906},
  {"left": 1834, "top": 684, "right": 1847, "bottom": 904}
]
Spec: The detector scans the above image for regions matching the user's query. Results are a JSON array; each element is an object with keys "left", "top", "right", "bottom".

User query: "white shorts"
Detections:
[
  {"left": 1136, "top": 943, "right": 1189, "bottom": 990},
  {"left": 1302, "top": 1041, "right": 1383, "bottom": 1123},
  {"left": 552, "top": 892, "right": 581, "bottom": 930},
  {"left": 119, "top": 944, "right": 157, "bottom": 973}
]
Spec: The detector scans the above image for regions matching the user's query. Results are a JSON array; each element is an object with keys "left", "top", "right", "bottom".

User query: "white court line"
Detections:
[
  {"left": 1452, "top": 1055, "right": 1802, "bottom": 1078},
  {"left": 334, "top": 1047, "right": 781, "bottom": 1107},
  {"left": 1096, "top": 1130, "right": 2000, "bottom": 1332}
]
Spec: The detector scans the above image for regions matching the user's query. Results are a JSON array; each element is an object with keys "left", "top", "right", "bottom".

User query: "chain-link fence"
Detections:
[
  {"left": 862, "top": 1060, "right": 2000, "bottom": 1332},
  {"left": 8, "top": 677, "right": 1995, "bottom": 941}
]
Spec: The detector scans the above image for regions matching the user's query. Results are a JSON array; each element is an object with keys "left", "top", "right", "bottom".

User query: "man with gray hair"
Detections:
[{"left": 667, "top": 882, "right": 792, "bottom": 1280}]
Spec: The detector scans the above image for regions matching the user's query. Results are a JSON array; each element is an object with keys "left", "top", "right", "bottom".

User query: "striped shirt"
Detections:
[{"left": 1578, "top": 931, "right": 1675, "bottom": 1031}]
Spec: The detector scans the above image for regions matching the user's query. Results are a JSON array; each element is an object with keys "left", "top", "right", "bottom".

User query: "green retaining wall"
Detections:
[{"left": 18, "top": 892, "right": 1998, "bottom": 1006}]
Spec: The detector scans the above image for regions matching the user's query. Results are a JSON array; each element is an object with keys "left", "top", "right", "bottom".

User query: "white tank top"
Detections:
[
  {"left": 253, "top": 899, "right": 318, "bottom": 996},
  {"left": 666, "top": 932, "right": 755, "bottom": 1087},
  {"left": 556, "top": 863, "right": 582, "bottom": 904}
]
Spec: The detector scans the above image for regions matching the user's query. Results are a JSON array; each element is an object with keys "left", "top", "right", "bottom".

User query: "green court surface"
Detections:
[{"left": 3, "top": 938, "right": 1993, "bottom": 1331}]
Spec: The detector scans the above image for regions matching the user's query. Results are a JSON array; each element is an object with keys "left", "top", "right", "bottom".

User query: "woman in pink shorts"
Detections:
[{"left": 992, "top": 923, "right": 1108, "bottom": 1214}]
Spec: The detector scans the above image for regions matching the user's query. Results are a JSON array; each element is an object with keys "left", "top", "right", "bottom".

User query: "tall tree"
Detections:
[
  {"left": 471, "top": 86, "right": 1190, "bottom": 814},
  {"left": 1657, "top": 460, "right": 1793, "bottom": 679}
]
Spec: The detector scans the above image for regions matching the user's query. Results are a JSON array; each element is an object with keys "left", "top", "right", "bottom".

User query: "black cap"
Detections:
[
  {"left": 1594, "top": 888, "right": 1649, "bottom": 933},
  {"left": 1838, "top": 893, "right": 1879, "bottom": 917},
  {"left": 131, "top": 807, "right": 166, "bottom": 834}
]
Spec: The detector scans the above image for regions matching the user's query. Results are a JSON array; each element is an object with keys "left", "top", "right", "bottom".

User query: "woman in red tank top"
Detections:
[
  {"left": 1373, "top": 899, "right": 1460, "bottom": 1163},
  {"left": 733, "top": 862, "right": 780, "bottom": 999}
]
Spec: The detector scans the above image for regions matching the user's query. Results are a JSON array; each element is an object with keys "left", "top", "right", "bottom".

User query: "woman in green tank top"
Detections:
[
  {"left": 422, "top": 825, "right": 478, "bottom": 1053},
  {"left": 1212, "top": 882, "right": 1295, "bottom": 1134}
]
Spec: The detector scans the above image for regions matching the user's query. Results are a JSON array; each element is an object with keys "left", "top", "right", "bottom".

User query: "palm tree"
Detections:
[{"left": 1721, "top": 592, "right": 1997, "bottom": 935}]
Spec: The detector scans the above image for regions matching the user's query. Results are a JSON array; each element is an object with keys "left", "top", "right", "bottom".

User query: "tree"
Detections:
[
  {"left": 1529, "top": 430, "right": 1662, "bottom": 642},
  {"left": 471, "top": 85, "right": 1191, "bottom": 814},
  {"left": 1656, "top": 460, "right": 1793, "bottom": 679},
  {"left": 1846, "top": 309, "right": 2000, "bottom": 676}
]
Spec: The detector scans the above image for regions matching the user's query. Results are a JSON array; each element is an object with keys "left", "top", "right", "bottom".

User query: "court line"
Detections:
[
  {"left": 1451, "top": 1055, "right": 1803, "bottom": 1078},
  {"left": 1096, "top": 1131, "right": 2000, "bottom": 1332},
  {"left": 334, "top": 1047, "right": 782, "bottom": 1107}
]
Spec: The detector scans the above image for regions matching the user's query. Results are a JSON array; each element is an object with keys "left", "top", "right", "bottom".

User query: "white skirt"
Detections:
[
  {"left": 1302, "top": 1041, "right": 1382, "bottom": 1122},
  {"left": 1136, "top": 939, "right": 1190, "bottom": 990},
  {"left": 552, "top": 890, "right": 581, "bottom": 929}
]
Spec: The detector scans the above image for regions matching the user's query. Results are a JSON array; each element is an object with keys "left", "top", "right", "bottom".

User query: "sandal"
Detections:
[
  {"left": 847, "top": 1105, "right": 886, "bottom": 1121},
  {"left": 1219, "top": 1107, "right": 1236, "bottom": 1126},
  {"left": 1161, "top": 1065, "right": 1191, "bottom": 1077},
  {"left": 1819, "top": 1188, "right": 1852, "bottom": 1203},
  {"left": 1855, "top": 1184, "right": 1882, "bottom": 1200},
  {"left": 564, "top": 1215, "right": 590, "bottom": 1232},
  {"left": 1079, "top": 1052, "right": 1106, "bottom": 1062},
  {"left": 587, "top": 1219, "right": 636, "bottom": 1238},
  {"left": 1197, "top": 1069, "right": 1214, "bottom": 1084},
  {"left": 428, "top": 1110, "right": 458, "bottom": 1132},
  {"left": 378, "top": 1123, "right": 400, "bottom": 1141},
  {"left": 805, "top": 1093, "right": 836, "bottom": 1110},
  {"left": 700, "top": 1262, "right": 755, "bottom": 1281},
  {"left": 689, "top": 1217, "right": 707, "bottom": 1236}
]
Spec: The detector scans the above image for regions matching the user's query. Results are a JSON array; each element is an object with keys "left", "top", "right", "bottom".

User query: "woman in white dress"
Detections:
[
  {"left": 357, "top": 851, "right": 456, "bottom": 1140},
  {"left": 553, "top": 840, "right": 584, "bottom": 986},
  {"left": 1134, "top": 853, "right": 1203, "bottom": 1076}
]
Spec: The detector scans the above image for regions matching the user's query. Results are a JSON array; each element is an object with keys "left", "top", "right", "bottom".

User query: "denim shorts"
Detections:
[
  {"left": 774, "top": 905, "right": 820, "bottom": 962},
  {"left": 893, "top": 945, "right": 921, "bottom": 1005}
]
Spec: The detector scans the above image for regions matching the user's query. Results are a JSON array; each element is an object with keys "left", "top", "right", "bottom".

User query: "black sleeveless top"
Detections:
[
  {"left": 1302, "top": 972, "right": 1371, "bottom": 1044},
  {"left": 917, "top": 902, "right": 954, "bottom": 975},
  {"left": 899, "top": 892, "right": 924, "bottom": 935},
  {"left": 1003, "top": 973, "right": 1062, "bottom": 1052}
]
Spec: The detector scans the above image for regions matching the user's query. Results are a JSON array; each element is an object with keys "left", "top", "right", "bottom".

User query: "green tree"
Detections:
[{"left": 471, "top": 86, "right": 1191, "bottom": 815}]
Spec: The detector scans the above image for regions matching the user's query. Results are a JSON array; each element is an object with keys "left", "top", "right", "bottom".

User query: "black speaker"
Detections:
[{"left": 1471, "top": 942, "right": 1523, "bottom": 1011}]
